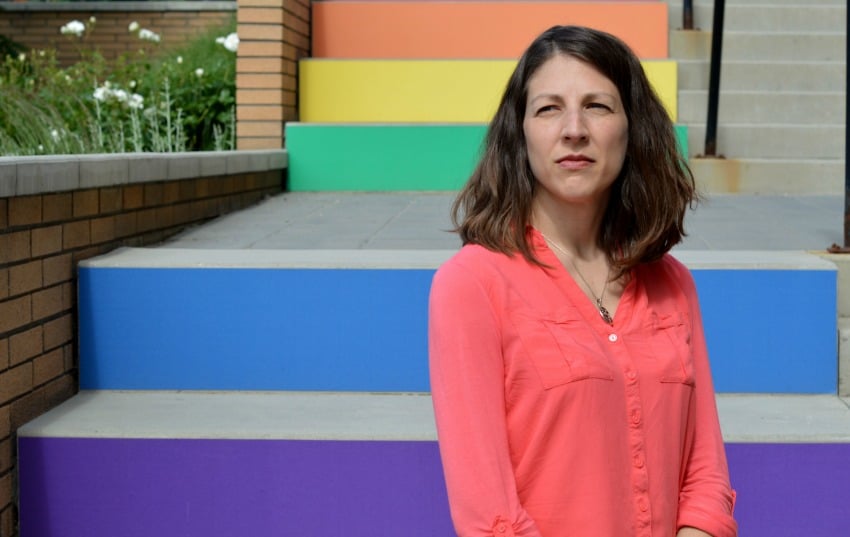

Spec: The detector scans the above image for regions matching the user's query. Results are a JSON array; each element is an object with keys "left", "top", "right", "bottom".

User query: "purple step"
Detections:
[{"left": 17, "top": 392, "right": 850, "bottom": 537}]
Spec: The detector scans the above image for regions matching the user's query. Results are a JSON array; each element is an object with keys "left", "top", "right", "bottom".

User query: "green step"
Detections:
[{"left": 285, "top": 123, "right": 688, "bottom": 192}]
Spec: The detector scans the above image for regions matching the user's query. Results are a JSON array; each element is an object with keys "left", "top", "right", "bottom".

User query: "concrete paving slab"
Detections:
[{"left": 161, "top": 192, "right": 845, "bottom": 252}]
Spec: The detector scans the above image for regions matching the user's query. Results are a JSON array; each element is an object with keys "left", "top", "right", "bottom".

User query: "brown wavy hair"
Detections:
[{"left": 452, "top": 25, "right": 696, "bottom": 276}]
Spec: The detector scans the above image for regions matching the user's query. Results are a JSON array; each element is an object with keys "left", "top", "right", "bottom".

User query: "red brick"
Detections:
[
  {"left": 62, "top": 220, "right": 91, "bottom": 250},
  {"left": 0, "top": 339, "right": 7, "bottom": 370},
  {"left": 0, "top": 199, "right": 7, "bottom": 231},
  {"left": 0, "top": 438, "right": 11, "bottom": 474},
  {"left": 73, "top": 190, "right": 99, "bottom": 218},
  {"left": 100, "top": 187, "right": 123, "bottom": 213},
  {"left": 8, "top": 195, "right": 42, "bottom": 227},
  {"left": 42, "top": 192, "right": 73, "bottom": 223},
  {"left": 114, "top": 212, "right": 138, "bottom": 239},
  {"left": 0, "top": 269, "right": 7, "bottom": 301},
  {"left": 9, "top": 260, "right": 42, "bottom": 296},
  {"left": 42, "top": 253, "right": 73, "bottom": 286},
  {"left": 124, "top": 185, "right": 144, "bottom": 209},
  {"left": 9, "top": 326, "right": 42, "bottom": 366},
  {"left": 144, "top": 183, "right": 164, "bottom": 206},
  {"left": 63, "top": 343, "right": 74, "bottom": 372},
  {"left": 162, "top": 182, "right": 180, "bottom": 204},
  {"left": 32, "top": 286, "right": 65, "bottom": 321},
  {"left": 0, "top": 363, "right": 32, "bottom": 406},
  {"left": 31, "top": 224, "right": 63, "bottom": 257},
  {"left": 42, "top": 373, "right": 76, "bottom": 409},
  {"left": 91, "top": 216, "right": 116, "bottom": 245},
  {"left": 0, "top": 230, "right": 31, "bottom": 264},
  {"left": 0, "top": 295, "right": 32, "bottom": 334},
  {"left": 0, "top": 503, "right": 14, "bottom": 537},
  {"left": 0, "top": 473, "right": 10, "bottom": 514},
  {"left": 43, "top": 314, "right": 72, "bottom": 351},
  {"left": 34, "top": 348, "right": 64, "bottom": 386},
  {"left": 0, "top": 405, "right": 8, "bottom": 438}
]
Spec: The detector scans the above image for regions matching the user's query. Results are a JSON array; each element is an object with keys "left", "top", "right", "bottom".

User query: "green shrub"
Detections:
[{"left": 0, "top": 17, "right": 237, "bottom": 156}]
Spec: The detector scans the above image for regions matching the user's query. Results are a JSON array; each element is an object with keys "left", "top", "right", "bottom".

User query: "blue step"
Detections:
[{"left": 78, "top": 248, "right": 837, "bottom": 394}]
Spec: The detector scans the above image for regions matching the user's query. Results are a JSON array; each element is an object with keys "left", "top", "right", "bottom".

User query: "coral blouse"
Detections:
[{"left": 428, "top": 232, "right": 737, "bottom": 537}]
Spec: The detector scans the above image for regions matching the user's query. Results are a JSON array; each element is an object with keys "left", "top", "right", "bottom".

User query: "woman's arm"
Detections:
[
  {"left": 429, "top": 259, "right": 543, "bottom": 537},
  {"left": 671, "top": 260, "right": 738, "bottom": 537},
  {"left": 678, "top": 527, "right": 713, "bottom": 537}
]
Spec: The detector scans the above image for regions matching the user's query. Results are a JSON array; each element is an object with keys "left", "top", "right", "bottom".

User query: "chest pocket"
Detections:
[
  {"left": 513, "top": 310, "right": 614, "bottom": 390},
  {"left": 649, "top": 311, "right": 696, "bottom": 385}
]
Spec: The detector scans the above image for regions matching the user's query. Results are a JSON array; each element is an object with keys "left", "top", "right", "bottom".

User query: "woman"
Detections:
[{"left": 428, "top": 26, "right": 737, "bottom": 537}]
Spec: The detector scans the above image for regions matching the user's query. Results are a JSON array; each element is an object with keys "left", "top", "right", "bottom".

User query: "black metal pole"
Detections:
[
  {"left": 844, "top": 0, "right": 850, "bottom": 249},
  {"left": 683, "top": 0, "right": 694, "bottom": 30},
  {"left": 704, "top": 0, "right": 725, "bottom": 156}
]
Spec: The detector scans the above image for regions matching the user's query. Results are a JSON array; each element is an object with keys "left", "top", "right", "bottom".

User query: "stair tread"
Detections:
[{"left": 18, "top": 391, "right": 850, "bottom": 443}]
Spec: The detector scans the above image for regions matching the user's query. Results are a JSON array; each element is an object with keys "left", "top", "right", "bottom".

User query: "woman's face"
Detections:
[{"left": 523, "top": 53, "right": 628, "bottom": 211}]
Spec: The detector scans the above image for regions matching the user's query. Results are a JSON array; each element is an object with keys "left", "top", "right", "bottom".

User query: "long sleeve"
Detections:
[
  {"left": 429, "top": 258, "right": 543, "bottom": 537},
  {"left": 673, "top": 263, "right": 738, "bottom": 537}
]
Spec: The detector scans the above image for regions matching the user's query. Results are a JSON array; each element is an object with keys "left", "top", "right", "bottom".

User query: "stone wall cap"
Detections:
[{"left": 0, "top": 1, "right": 236, "bottom": 13}]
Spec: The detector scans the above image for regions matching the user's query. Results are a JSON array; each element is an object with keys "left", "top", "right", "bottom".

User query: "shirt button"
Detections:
[
  {"left": 608, "top": 333, "right": 618, "bottom": 342},
  {"left": 626, "top": 370, "right": 637, "bottom": 381},
  {"left": 631, "top": 410, "right": 641, "bottom": 424},
  {"left": 633, "top": 454, "right": 645, "bottom": 468},
  {"left": 497, "top": 523, "right": 507, "bottom": 533},
  {"left": 638, "top": 498, "right": 649, "bottom": 512}
]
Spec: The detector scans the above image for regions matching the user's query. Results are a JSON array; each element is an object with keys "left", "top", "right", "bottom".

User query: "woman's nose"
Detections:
[{"left": 560, "top": 110, "right": 588, "bottom": 141}]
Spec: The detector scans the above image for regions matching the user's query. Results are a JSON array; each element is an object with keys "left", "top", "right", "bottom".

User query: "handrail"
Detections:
[
  {"left": 682, "top": 0, "right": 694, "bottom": 30},
  {"left": 703, "top": 0, "right": 725, "bottom": 156}
]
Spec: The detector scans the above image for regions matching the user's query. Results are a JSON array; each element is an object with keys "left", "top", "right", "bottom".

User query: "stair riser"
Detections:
[
  {"left": 671, "top": 31, "right": 846, "bottom": 62},
  {"left": 678, "top": 91, "right": 844, "bottom": 125},
  {"left": 18, "top": 437, "right": 850, "bottom": 537},
  {"left": 284, "top": 124, "right": 688, "bottom": 191},
  {"left": 677, "top": 61, "right": 845, "bottom": 92},
  {"left": 299, "top": 60, "right": 677, "bottom": 123},
  {"left": 690, "top": 159, "right": 844, "bottom": 195},
  {"left": 667, "top": 5, "right": 846, "bottom": 32},
  {"left": 686, "top": 125, "right": 844, "bottom": 159},
  {"left": 78, "top": 263, "right": 837, "bottom": 393},
  {"left": 313, "top": 1, "right": 667, "bottom": 59}
]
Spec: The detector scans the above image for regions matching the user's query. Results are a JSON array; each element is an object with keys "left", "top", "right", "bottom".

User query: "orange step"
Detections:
[{"left": 312, "top": 1, "right": 668, "bottom": 59}]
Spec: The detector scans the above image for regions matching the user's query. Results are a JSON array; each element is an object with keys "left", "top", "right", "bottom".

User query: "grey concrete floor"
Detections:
[{"left": 161, "top": 192, "right": 846, "bottom": 252}]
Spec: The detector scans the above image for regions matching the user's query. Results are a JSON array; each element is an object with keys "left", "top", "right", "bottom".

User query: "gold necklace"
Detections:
[{"left": 540, "top": 232, "right": 614, "bottom": 325}]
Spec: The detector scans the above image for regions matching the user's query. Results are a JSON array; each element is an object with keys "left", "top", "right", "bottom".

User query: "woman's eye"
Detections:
[
  {"left": 537, "top": 105, "right": 558, "bottom": 114},
  {"left": 587, "top": 102, "right": 612, "bottom": 111}
]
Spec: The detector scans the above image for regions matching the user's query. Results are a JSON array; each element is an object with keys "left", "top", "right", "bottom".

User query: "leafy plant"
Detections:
[{"left": 0, "top": 17, "right": 237, "bottom": 155}]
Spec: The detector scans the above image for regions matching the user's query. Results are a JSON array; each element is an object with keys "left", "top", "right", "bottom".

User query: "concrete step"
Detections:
[
  {"left": 668, "top": 4, "right": 845, "bottom": 32},
  {"left": 686, "top": 123, "right": 844, "bottom": 159},
  {"left": 78, "top": 247, "right": 837, "bottom": 394},
  {"left": 678, "top": 90, "right": 844, "bottom": 124},
  {"left": 689, "top": 157, "right": 844, "bottom": 195},
  {"left": 671, "top": 30, "right": 846, "bottom": 61},
  {"left": 677, "top": 60, "right": 845, "bottom": 91},
  {"left": 16, "top": 390, "right": 850, "bottom": 537}
]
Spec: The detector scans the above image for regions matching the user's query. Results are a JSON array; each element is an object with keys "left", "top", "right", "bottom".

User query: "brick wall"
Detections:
[
  {"left": 236, "top": 0, "right": 310, "bottom": 149},
  {"left": 0, "top": 151, "right": 285, "bottom": 537},
  {"left": 0, "top": 2, "right": 236, "bottom": 66}
]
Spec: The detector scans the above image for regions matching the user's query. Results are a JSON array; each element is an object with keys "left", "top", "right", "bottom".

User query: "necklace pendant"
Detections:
[{"left": 596, "top": 299, "right": 614, "bottom": 325}]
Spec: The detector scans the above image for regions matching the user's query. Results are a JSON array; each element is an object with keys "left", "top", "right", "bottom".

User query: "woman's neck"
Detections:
[{"left": 530, "top": 196, "right": 606, "bottom": 261}]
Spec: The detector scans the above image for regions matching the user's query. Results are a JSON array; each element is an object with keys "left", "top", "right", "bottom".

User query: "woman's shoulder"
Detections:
[
  {"left": 434, "top": 244, "right": 520, "bottom": 289},
  {"left": 638, "top": 253, "right": 698, "bottom": 298}
]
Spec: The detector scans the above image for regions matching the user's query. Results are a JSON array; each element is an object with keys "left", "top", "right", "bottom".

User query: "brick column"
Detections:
[{"left": 236, "top": 0, "right": 310, "bottom": 149}]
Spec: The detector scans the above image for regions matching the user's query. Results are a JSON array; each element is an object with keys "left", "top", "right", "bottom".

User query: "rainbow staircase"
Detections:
[
  {"left": 16, "top": 3, "right": 850, "bottom": 537},
  {"left": 286, "top": 0, "right": 684, "bottom": 191}
]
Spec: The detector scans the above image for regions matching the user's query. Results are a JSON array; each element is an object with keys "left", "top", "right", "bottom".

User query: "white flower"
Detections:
[
  {"left": 104, "top": 80, "right": 111, "bottom": 89},
  {"left": 38, "top": 50, "right": 45, "bottom": 57},
  {"left": 128, "top": 21, "right": 139, "bottom": 33},
  {"left": 195, "top": 68, "right": 204, "bottom": 77},
  {"left": 51, "top": 129, "right": 60, "bottom": 141},
  {"left": 129, "top": 80, "right": 137, "bottom": 88},
  {"left": 113, "top": 89, "right": 129, "bottom": 102},
  {"left": 93, "top": 86, "right": 110, "bottom": 102},
  {"left": 64, "top": 75, "right": 72, "bottom": 83},
  {"left": 138, "top": 28, "right": 161, "bottom": 43},
  {"left": 128, "top": 94, "right": 144, "bottom": 110},
  {"left": 217, "top": 32, "right": 239, "bottom": 53},
  {"left": 176, "top": 56, "right": 183, "bottom": 64},
  {"left": 89, "top": 16, "right": 96, "bottom": 24},
  {"left": 60, "top": 20, "right": 86, "bottom": 37},
  {"left": 38, "top": 144, "right": 44, "bottom": 152},
  {"left": 17, "top": 53, "right": 25, "bottom": 62}
]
